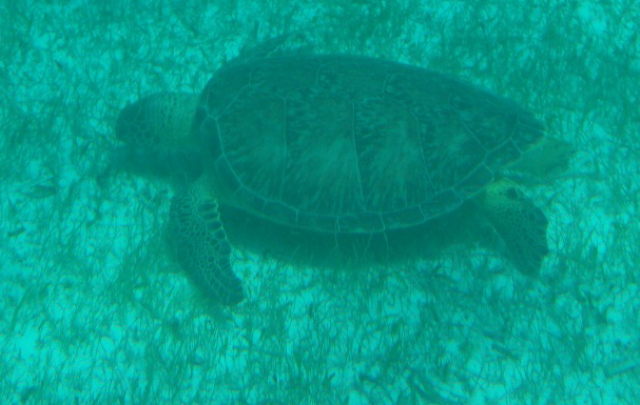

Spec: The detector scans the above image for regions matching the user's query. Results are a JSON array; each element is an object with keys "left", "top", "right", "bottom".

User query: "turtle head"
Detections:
[
  {"left": 111, "top": 92, "right": 203, "bottom": 182},
  {"left": 116, "top": 92, "right": 198, "bottom": 147},
  {"left": 108, "top": 143, "right": 204, "bottom": 182}
]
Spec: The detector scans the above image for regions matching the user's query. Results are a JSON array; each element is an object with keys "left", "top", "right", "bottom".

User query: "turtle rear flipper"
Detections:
[
  {"left": 483, "top": 179, "right": 549, "bottom": 275},
  {"left": 506, "top": 137, "right": 575, "bottom": 185},
  {"left": 169, "top": 190, "right": 244, "bottom": 306}
]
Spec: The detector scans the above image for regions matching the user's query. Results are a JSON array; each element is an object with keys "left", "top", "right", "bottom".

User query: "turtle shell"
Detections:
[{"left": 194, "top": 55, "right": 544, "bottom": 234}]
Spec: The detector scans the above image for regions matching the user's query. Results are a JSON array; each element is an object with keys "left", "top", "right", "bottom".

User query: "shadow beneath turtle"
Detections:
[{"left": 220, "top": 198, "right": 504, "bottom": 275}]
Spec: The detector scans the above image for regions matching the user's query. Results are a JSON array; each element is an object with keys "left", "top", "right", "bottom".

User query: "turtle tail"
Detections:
[{"left": 169, "top": 189, "right": 244, "bottom": 306}]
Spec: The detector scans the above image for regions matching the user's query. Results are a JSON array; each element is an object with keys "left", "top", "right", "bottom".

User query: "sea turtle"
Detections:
[{"left": 114, "top": 51, "right": 570, "bottom": 306}]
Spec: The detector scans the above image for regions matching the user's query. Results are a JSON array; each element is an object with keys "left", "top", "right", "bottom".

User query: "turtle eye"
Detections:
[{"left": 506, "top": 187, "right": 519, "bottom": 200}]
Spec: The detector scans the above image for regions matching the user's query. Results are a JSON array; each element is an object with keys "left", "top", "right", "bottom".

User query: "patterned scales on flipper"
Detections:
[
  {"left": 169, "top": 185, "right": 244, "bottom": 306},
  {"left": 483, "top": 179, "right": 549, "bottom": 275}
]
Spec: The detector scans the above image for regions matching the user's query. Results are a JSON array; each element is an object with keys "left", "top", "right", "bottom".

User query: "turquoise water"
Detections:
[{"left": 0, "top": 0, "right": 638, "bottom": 403}]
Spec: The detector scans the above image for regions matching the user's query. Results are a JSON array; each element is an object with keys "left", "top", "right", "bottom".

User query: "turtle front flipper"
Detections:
[
  {"left": 483, "top": 179, "right": 549, "bottom": 276},
  {"left": 169, "top": 189, "right": 244, "bottom": 306}
]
